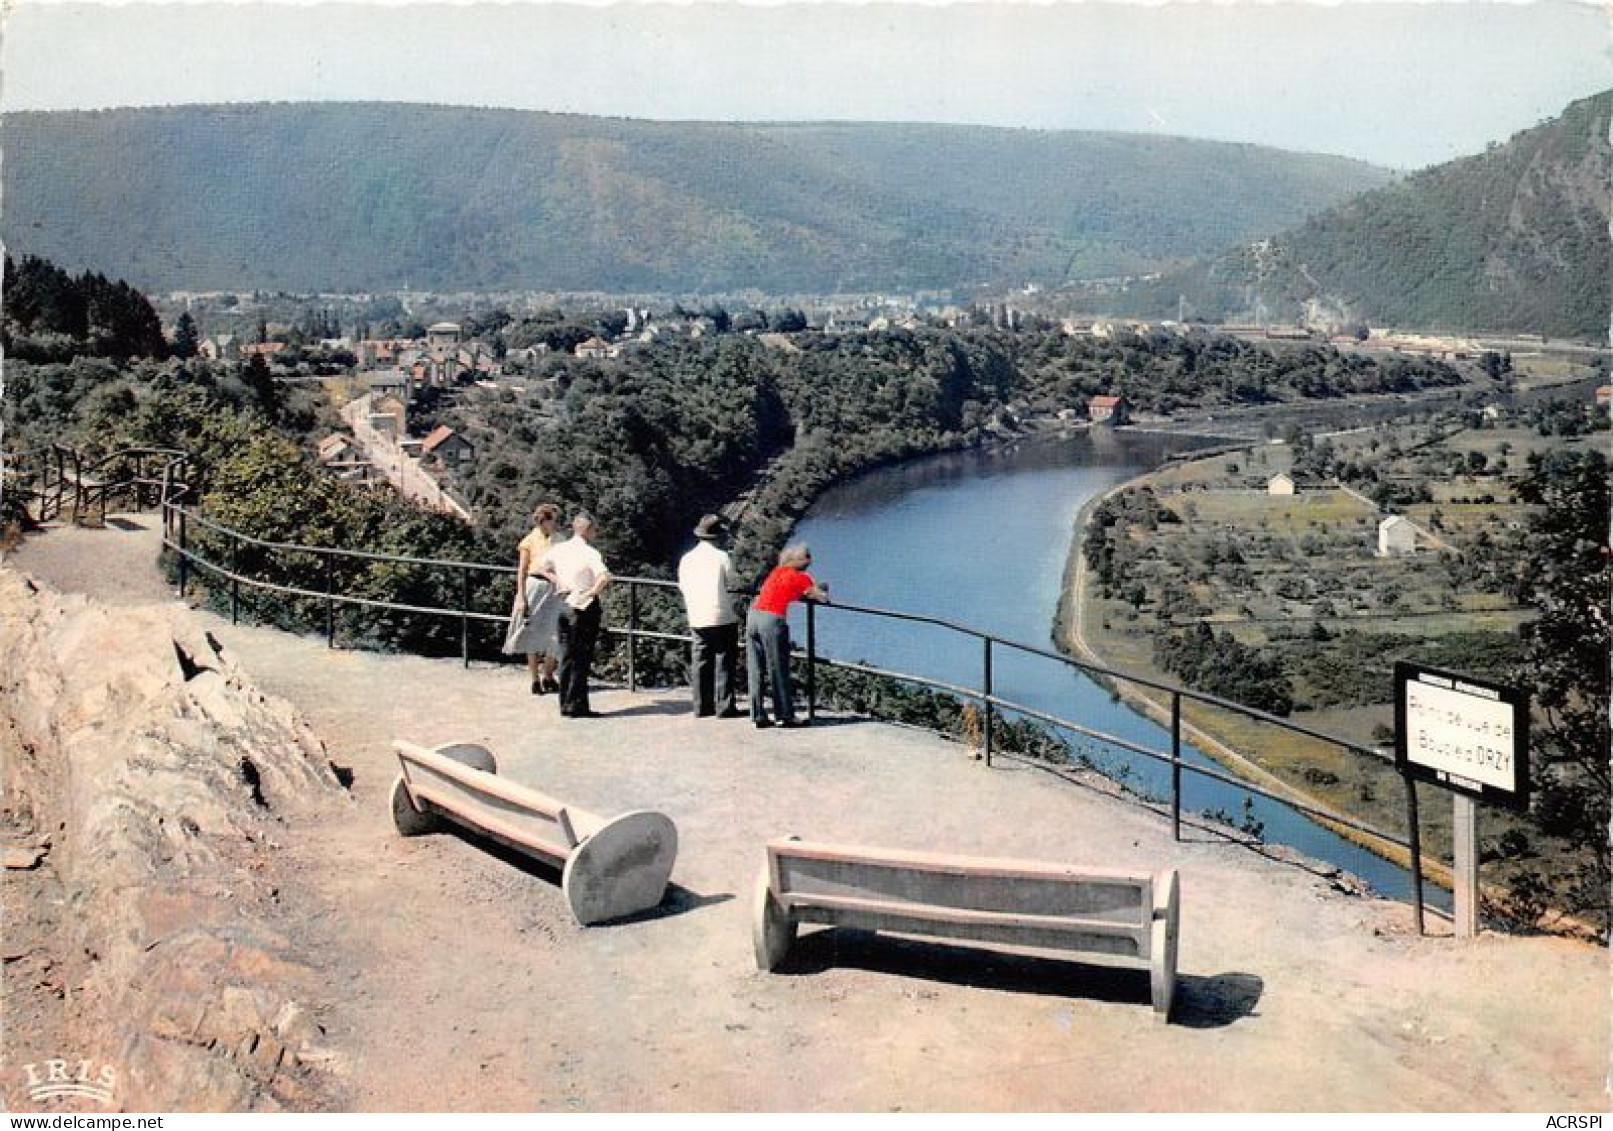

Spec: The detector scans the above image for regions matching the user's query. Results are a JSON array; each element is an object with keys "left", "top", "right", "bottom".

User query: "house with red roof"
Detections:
[
  {"left": 421, "top": 425, "right": 474, "bottom": 468},
  {"left": 1089, "top": 394, "right": 1129, "bottom": 425}
]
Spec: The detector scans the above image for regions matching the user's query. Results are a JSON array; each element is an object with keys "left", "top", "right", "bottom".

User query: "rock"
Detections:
[
  {"left": 0, "top": 567, "right": 348, "bottom": 1111},
  {"left": 1, "top": 843, "right": 47, "bottom": 869}
]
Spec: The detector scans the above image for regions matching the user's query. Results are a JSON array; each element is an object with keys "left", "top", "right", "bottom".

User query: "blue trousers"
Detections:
[{"left": 745, "top": 609, "right": 794, "bottom": 724}]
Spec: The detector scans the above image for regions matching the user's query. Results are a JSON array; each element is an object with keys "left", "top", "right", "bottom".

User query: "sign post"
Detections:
[
  {"left": 1394, "top": 662, "right": 1529, "bottom": 939},
  {"left": 1451, "top": 794, "right": 1478, "bottom": 938}
]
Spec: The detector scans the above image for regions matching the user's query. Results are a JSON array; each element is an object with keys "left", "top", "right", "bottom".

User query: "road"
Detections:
[{"left": 339, "top": 394, "right": 473, "bottom": 522}]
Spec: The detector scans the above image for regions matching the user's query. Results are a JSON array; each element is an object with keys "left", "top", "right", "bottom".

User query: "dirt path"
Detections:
[{"left": 6, "top": 518, "right": 1609, "bottom": 1111}]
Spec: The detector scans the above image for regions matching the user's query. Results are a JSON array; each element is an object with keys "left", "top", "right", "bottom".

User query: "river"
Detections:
[{"left": 790, "top": 428, "right": 1438, "bottom": 905}]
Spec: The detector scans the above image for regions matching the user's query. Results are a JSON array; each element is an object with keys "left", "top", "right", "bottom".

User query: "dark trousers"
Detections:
[
  {"left": 557, "top": 600, "right": 602, "bottom": 715},
  {"left": 690, "top": 623, "right": 739, "bottom": 716},
  {"left": 745, "top": 609, "right": 794, "bottom": 724}
]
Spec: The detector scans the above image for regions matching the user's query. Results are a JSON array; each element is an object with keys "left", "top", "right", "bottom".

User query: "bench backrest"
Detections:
[
  {"left": 767, "top": 839, "right": 1154, "bottom": 959},
  {"left": 395, "top": 740, "right": 604, "bottom": 864}
]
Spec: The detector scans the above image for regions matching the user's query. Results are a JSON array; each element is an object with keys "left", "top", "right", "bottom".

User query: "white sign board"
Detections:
[{"left": 1395, "top": 662, "right": 1528, "bottom": 809}]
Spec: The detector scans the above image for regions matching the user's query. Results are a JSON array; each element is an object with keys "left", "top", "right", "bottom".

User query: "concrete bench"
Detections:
[
  {"left": 391, "top": 739, "right": 678, "bottom": 926},
  {"left": 753, "top": 838, "right": 1180, "bottom": 1021}
]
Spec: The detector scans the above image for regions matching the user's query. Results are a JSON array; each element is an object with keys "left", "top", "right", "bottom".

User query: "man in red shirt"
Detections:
[{"left": 746, "top": 544, "right": 829, "bottom": 728}]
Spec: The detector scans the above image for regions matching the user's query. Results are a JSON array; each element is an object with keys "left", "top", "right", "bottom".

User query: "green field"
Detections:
[{"left": 1069, "top": 409, "right": 1603, "bottom": 928}]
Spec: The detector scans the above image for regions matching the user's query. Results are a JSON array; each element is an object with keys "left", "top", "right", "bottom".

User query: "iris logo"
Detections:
[{"left": 20, "top": 1058, "right": 118, "bottom": 1105}]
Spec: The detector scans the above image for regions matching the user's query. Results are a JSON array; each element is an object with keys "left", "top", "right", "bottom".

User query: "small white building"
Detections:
[
  {"left": 1377, "top": 515, "right": 1417, "bottom": 557},
  {"left": 1267, "top": 473, "right": 1296, "bottom": 496}
]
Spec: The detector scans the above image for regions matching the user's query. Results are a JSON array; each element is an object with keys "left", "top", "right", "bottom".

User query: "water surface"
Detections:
[{"left": 792, "top": 430, "right": 1437, "bottom": 905}]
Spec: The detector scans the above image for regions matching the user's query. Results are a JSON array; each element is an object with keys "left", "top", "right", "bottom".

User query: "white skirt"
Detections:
[{"left": 502, "top": 577, "right": 561, "bottom": 655}]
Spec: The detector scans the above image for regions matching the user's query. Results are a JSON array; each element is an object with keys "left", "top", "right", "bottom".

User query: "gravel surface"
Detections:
[{"left": 7, "top": 516, "right": 1608, "bottom": 1111}]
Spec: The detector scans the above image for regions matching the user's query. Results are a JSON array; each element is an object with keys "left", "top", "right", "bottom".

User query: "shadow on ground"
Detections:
[
  {"left": 776, "top": 928, "right": 1262, "bottom": 1028},
  {"left": 597, "top": 699, "right": 714, "bottom": 719},
  {"left": 437, "top": 824, "right": 730, "bottom": 925}
]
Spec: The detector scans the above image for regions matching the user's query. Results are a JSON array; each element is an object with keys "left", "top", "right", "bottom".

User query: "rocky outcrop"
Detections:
[{"left": 0, "top": 569, "right": 349, "bottom": 1111}]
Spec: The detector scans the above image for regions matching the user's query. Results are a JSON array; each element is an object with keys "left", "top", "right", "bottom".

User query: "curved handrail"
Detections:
[
  {"left": 2, "top": 444, "right": 194, "bottom": 524},
  {"left": 818, "top": 595, "right": 1388, "bottom": 761}
]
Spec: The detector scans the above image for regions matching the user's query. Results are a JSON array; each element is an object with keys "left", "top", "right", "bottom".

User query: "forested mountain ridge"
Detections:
[
  {"left": 1142, "top": 91, "right": 1613, "bottom": 339},
  {"left": 1, "top": 103, "right": 1391, "bottom": 294}
]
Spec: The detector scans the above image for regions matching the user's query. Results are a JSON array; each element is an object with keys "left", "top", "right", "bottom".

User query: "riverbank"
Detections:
[
  {"left": 1049, "top": 447, "right": 1454, "bottom": 897},
  {"left": 1048, "top": 425, "right": 1610, "bottom": 935}
]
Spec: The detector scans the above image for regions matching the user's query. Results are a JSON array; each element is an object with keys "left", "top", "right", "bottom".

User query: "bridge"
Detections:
[{"left": 2, "top": 468, "right": 1607, "bottom": 1110}]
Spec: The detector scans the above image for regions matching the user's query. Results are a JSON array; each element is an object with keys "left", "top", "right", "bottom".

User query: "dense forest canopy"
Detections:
[{"left": 2, "top": 253, "right": 169, "bottom": 361}]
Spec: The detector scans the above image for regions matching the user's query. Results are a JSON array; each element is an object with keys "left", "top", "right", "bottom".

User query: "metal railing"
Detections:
[
  {"left": 156, "top": 491, "right": 1430, "bottom": 930},
  {"left": 4, "top": 445, "right": 189, "bottom": 525}
]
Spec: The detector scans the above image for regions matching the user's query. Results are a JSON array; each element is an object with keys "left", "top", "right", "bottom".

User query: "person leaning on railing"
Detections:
[{"left": 745, "top": 544, "right": 829, "bottom": 730}]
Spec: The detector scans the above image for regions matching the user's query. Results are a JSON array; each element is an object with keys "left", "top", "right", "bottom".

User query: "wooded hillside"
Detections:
[{"left": 1, "top": 103, "right": 1390, "bottom": 294}]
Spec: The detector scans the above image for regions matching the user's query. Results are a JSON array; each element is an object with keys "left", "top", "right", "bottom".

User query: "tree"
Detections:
[
  {"left": 241, "top": 353, "right": 280, "bottom": 418},
  {"left": 172, "top": 312, "right": 201, "bottom": 359},
  {"left": 1510, "top": 449, "right": 1611, "bottom": 935}
]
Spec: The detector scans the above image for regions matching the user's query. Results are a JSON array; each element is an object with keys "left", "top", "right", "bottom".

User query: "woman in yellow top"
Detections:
[{"left": 501, "top": 503, "right": 562, "bottom": 693}]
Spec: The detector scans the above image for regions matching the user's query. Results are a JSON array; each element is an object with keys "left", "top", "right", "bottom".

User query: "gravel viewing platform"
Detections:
[{"left": 5, "top": 515, "right": 1607, "bottom": 1112}]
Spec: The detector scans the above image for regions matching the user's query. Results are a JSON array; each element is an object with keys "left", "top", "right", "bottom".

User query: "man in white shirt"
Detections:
[
  {"left": 540, "top": 512, "right": 613, "bottom": 718},
  {"left": 677, "top": 514, "right": 741, "bottom": 718}
]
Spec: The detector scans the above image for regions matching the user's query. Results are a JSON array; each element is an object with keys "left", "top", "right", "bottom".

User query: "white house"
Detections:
[
  {"left": 1267, "top": 473, "right": 1296, "bottom": 496},
  {"left": 426, "top": 322, "right": 462, "bottom": 349},
  {"left": 1377, "top": 515, "right": 1417, "bottom": 557}
]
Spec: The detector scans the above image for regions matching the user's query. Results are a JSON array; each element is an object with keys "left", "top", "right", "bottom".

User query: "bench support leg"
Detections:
[
  {"left": 1150, "top": 869, "right": 1180, "bottom": 1023},
  {"left": 391, "top": 776, "right": 440, "bottom": 837},
  {"left": 561, "top": 811, "right": 678, "bottom": 926},
  {"left": 752, "top": 867, "right": 797, "bottom": 971}
]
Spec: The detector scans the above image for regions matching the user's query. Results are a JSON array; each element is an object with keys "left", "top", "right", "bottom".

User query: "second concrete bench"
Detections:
[{"left": 753, "top": 837, "right": 1180, "bottom": 1020}]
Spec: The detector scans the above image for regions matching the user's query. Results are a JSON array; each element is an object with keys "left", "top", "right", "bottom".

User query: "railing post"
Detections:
[
  {"left": 1170, "top": 691, "right": 1183, "bottom": 841},
  {"left": 982, "top": 637, "right": 994, "bottom": 767},
  {"left": 1404, "top": 774, "right": 1425, "bottom": 936},
  {"left": 324, "top": 554, "right": 336, "bottom": 649},
  {"left": 805, "top": 600, "right": 817, "bottom": 722},
  {"left": 177, "top": 508, "right": 189, "bottom": 598},
  {"left": 230, "top": 533, "right": 241, "bottom": 624},
  {"left": 626, "top": 582, "right": 639, "bottom": 693},
  {"left": 159, "top": 464, "right": 173, "bottom": 535},
  {"left": 460, "top": 568, "right": 471, "bottom": 669}
]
